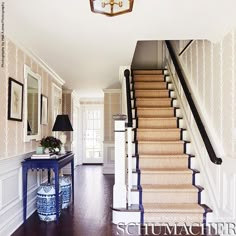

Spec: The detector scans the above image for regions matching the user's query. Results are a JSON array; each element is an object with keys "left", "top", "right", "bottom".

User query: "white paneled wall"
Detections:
[
  {"left": 172, "top": 32, "right": 236, "bottom": 159},
  {"left": 167, "top": 30, "right": 236, "bottom": 223},
  {"left": 0, "top": 153, "right": 38, "bottom": 236}
]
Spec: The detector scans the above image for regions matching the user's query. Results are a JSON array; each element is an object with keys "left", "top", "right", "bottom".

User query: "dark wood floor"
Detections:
[
  {"left": 12, "top": 166, "right": 119, "bottom": 236},
  {"left": 12, "top": 166, "right": 217, "bottom": 236}
]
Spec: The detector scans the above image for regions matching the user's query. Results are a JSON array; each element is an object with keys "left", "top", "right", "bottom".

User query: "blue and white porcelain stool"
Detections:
[
  {"left": 36, "top": 183, "right": 62, "bottom": 222},
  {"left": 52, "top": 176, "right": 71, "bottom": 209}
]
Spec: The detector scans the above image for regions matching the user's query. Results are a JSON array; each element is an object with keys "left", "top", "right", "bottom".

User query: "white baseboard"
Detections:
[
  {"left": 0, "top": 152, "right": 39, "bottom": 236},
  {"left": 0, "top": 194, "right": 37, "bottom": 236}
]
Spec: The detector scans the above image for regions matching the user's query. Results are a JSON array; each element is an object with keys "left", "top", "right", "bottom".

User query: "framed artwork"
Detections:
[
  {"left": 8, "top": 77, "right": 24, "bottom": 121},
  {"left": 41, "top": 94, "right": 48, "bottom": 125}
]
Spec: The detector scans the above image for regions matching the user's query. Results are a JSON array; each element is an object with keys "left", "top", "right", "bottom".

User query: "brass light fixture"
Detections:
[{"left": 90, "top": 0, "right": 134, "bottom": 17}]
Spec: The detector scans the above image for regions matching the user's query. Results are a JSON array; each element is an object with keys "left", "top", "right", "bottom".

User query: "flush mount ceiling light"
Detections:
[{"left": 90, "top": 0, "right": 134, "bottom": 17}]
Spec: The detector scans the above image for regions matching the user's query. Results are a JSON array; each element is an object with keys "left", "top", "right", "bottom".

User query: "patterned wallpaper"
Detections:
[
  {"left": 0, "top": 39, "right": 62, "bottom": 158},
  {"left": 104, "top": 91, "right": 121, "bottom": 142},
  {"left": 172, "top": 29, "right": 236, "bottom": 159}
]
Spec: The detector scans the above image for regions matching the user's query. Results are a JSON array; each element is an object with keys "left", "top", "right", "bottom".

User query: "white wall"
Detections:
[
  {"left": 172, "top": 35, "right": 236, "bottom": 159},
  {"left": 167, "top": 29, "right": 236, "bottom": 224}
]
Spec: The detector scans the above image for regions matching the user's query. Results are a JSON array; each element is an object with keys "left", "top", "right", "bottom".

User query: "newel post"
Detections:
[{"left": 113, "top": 114, "right": 127, "bottom": 209}]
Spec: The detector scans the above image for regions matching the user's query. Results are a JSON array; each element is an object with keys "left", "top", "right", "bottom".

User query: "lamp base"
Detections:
[
  {"left": 60, "top": 132, "right": 67, "bottom": 155},
  {"left": 60, "top": 146, "right": 66, "bottom": 154}
]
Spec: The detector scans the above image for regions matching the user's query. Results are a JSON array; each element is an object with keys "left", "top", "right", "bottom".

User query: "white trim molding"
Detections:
[
  {"left": 6, "top": 36, "right": 65, "bottom": 86},
  {"left": 0, "top": 152, "right": 40, "bottom": 236}
]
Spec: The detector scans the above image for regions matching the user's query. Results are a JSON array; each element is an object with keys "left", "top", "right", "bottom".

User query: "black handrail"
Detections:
[
  {"left": 179, "top": 40, "right": 194, "bottom": 56},
  {"left": 124, "top": 69, "right": 133, "bottom": 127},
  {"left": 165, "top": 41, "right": 222, "bottom": 165}
]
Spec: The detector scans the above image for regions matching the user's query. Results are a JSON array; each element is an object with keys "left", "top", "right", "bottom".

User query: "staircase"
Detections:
[{"left": 132, "top": 69, "right": 210, "bottom": 225}]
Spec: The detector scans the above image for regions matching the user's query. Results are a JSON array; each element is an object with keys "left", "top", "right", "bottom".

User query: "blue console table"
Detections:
[{"left": 22, "top": 152, "right": 74, "bottom": 223}]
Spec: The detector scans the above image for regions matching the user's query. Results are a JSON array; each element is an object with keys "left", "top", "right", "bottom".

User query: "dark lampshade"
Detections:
[{"left": 52, "top": 115, "right": 73, "bottom": 132}]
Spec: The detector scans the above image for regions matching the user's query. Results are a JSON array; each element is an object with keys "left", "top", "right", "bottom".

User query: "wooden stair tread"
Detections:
[
  {"left": 140, "top": 168, "right": 193, "bottom": 174},
  {"left": 143, "top": 203, "right": 204, "bottom": 213},
  {"left": 135, "top": 89, "right": 168, "bottom": 92},
  {"left": 139, "top": 154, "right": 189, "bottom": 159},
  {"left": 138, "top": 117, "right": 177, "bottom": 120},
  {"left": 136, "top": 98, "right": 171, "bottom": 101},
  {"left": 134, "top": 80, "right": 165, "bottom": 83},
  {"left": 133, "top": 70, "right": 163, "bottom": 75},
  {"left": 138, "top": 140, "right": 185, "bottom": 144},
  {"left": 137, "top": 128, "right": 180, "bottom": 131},
  {"left": 137, "top": 107, "right": 174, "bottom": 110}
]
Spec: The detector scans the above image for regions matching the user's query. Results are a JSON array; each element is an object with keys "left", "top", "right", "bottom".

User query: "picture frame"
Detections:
[
  {"left": 8, "top": 77, "right": 24, "bottom": 121},
  {"left": 41, "top": 94, "right": 48, "bottom": 125}
]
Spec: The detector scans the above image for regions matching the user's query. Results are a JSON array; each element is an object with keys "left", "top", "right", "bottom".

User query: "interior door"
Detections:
[{"left": 82, "top": 106, "right": 103, "bottom": 164}]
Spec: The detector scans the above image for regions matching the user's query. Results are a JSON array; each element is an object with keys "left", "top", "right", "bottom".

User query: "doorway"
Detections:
[{"left": 82, "top": 105, "right": 103, "bottom": 164}]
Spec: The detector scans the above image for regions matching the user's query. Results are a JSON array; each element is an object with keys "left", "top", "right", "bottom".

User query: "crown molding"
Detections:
[
  {"left": 6, "top": 35, "right": 65, "bottom": 86},
  {"left": 103, "top": 88, "right": 121, "bottom": 93}
]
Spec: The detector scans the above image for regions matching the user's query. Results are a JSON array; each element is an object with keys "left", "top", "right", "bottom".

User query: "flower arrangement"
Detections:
[{"left": 40, "top": 136, "right": 62, "bottom": 154}]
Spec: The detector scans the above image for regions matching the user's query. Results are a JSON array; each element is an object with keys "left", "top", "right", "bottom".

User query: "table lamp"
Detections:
[{"left": 52, "top": 114, "right": 73, "bottom": 154}]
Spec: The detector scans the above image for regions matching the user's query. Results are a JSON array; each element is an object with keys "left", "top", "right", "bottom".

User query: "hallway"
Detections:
[
  {"left": 12, "top": 166, "right": 117, "bottom": 236},
  {"left": 12, "top": 166, "right": 218, "bottom": 236}
]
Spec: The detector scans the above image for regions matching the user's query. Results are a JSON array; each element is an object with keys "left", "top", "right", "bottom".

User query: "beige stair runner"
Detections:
[{"left": 133, "top": 70, "right": 204, "bottom": 225}]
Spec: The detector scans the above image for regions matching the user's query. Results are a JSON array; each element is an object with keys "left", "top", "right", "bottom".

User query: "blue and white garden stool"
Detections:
[
  {"left": 52, "top": 176, "right": 71, "bottom": 209},
  {"left": 36, "top": 183, "right": 62, "bottom": 222}
]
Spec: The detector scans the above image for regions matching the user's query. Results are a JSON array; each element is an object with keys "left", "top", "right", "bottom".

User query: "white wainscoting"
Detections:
[
  {"left": 0, "top": 152, "right": 47, "bottom": 236},
  {"left": 103, "top": 141, "right": 115, "bottom": 174},
  {"left": 166, "top": 58, "right": 236, "bottom": 224}
]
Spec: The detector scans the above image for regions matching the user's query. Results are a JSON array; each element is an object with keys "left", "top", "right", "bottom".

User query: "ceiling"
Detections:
[{"left": 5, "top": 0, "right": 236, "bottom": 97}]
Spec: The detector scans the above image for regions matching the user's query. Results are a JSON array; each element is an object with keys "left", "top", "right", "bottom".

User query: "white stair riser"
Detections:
[
  {"left": 175, "top": 108, "right": 182, "bottom": 117},
  {"left": 170, "top": 90, "right": 176, "bottom": 98},
  {"left": 131, "top": 100, "right": 134, "bottom": 108},
  {"left": 125, "top": 143, "right": 136, "bottom": 155},
  {"left": 168, "top": 83, "right": 174, "bottom": 90},
  {"left": 131, "top": 91, "right": 134, "bottom": 99},
  {"left": 165, "top": 76, "right": 171, "bottom": 82},
  {"left": 131, "top": 191, "right": 140, "bottom": 205},
  {"left": 164, "top": 70, "right": 168, "bottom": 75},
  {"left": 173, "top": 99, "right": 179, "bottom": 107},
  {"left": 132, "top": 158, "right": 137, "bottom": 169}
]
